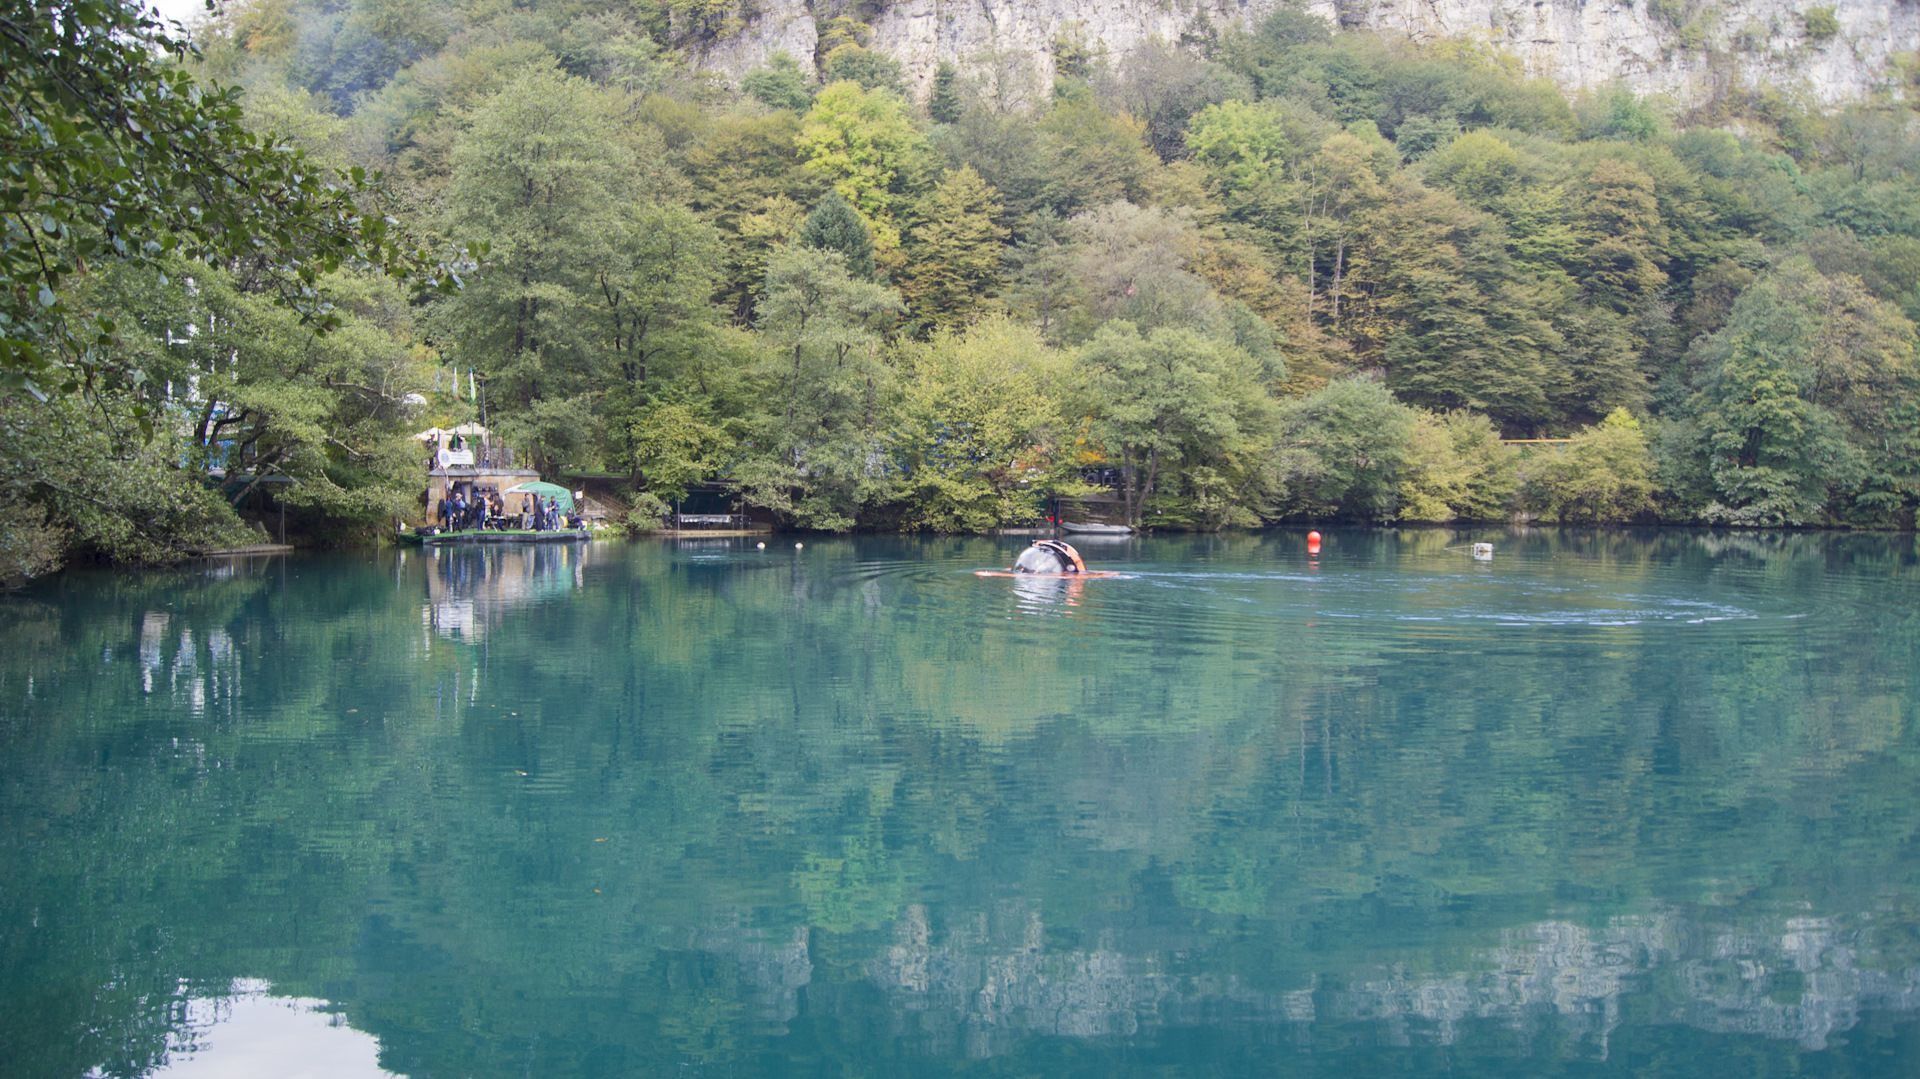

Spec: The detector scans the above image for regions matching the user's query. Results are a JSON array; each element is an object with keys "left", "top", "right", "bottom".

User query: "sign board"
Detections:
[{"left": 438, "top": 448, "right": 474, "bottom": 468}]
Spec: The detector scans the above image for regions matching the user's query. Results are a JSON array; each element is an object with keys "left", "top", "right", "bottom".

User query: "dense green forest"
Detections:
[{"left": 7, "top": 0, "right": 1920, "bottom": 578}]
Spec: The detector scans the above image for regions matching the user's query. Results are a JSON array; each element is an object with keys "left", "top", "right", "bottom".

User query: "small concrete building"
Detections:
[
  {"left": 418, "top": 425, "right": 541, "bottom": 523},
  {"left": 429, "top": 466, "right": 543, "bottom": 522}
]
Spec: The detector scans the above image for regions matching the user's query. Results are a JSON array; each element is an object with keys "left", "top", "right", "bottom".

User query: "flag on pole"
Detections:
[{"left": 469, "top": 368, "right": 477, "bottom": 402}]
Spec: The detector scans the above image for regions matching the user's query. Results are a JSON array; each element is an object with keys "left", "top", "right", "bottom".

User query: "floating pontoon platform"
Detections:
[{"left": 421, "top": 529, "right": 590, "bottom": 546}]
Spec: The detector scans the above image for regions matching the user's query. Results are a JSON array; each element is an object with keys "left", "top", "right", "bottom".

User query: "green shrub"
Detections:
[
  {"left": 822, "top": 45, "right": 903, "bottom": 94},
  {"left": 1802, "top": 6, "right": 1839, "bottom": 44},
  {"left": 626, "top": 494, "right": 672, "bottom": 532},
  {"left": 1270, "top": 379, "right": 1417, "bottom": 522},
  {"left": 742, "top": 53, "right": 813, "bottom": 112},
  {"left": 1521, "top": 410, "right": 1660, "bottom": 523},
  {"left": 1647, "top": 0, "right": 1687, "bottom": 28},
  {"left": 0, "top": 503, "right": 66, "bottom": 587},
  {"left": 1052, "top": 27, "right": 1094, "bottom": 79},
  {"left": 1398, "top": 410, "right": 1518, "bottom": 522}
]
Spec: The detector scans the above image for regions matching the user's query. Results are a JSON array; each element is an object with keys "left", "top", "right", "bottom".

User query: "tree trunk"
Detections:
[
  {"left": 193, "top": 396, "right": 217, "bottom": 450},
  {"left": 785, "top": 343, "right": 802, "bottom": 427},
  {"left": 1142, "top": 445, "right": 1159, "bottom": 527},
  {"left": 1299, "top": 165, "right": 1319, "bottom": 319},
  {"left": 227, "top": 451, "right": 285, "bottom": 507},
  {"left": 1330, "top": 226, "right": 1347, "bottom": 327}
]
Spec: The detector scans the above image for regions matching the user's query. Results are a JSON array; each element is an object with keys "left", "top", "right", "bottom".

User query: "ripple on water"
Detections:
[{"left": 935, "top": 557, "right": 1823, "bottom": 654}]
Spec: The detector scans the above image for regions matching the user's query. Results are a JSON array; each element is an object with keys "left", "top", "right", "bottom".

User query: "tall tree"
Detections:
[
  {"left": 1365, "top": 184, "right": 1564, "bottom": 427},
  {"left": 1071, "top": 201, "right": 1218, "bottom": 334},
  {"left": 736, "top": 246, "right": 905, "bottom": 529},
  {"left": 927, "top": 61, "right": 963, "bottom": 124},
  {"left": 1000, "top": 210, "right": 1081, "bottom": 341},
  {"left": 796, "top": 81, "right": 929, "bottom": 255},
  {"left": 1077, "top": 322, "right": 1276, "bottom": 527},
  {"left": 891, "top": 317, "right": 1077, "bottom": 531},
  {"left": 683, "top": 111, "right": 822, "bottom": 321},
  {"left": 1094, "top": 39, "right": 1250, "bottom": 161},
  {"left": 1683, "top": 259, "right": 1895, "bottom": 524},
  {"left": 1573, "top": 157, "right": 1669, "bottom": 314},
  {"left": 796, "top": 192, "right": 876, "bottom": 280},
  {"left": 1269, "top": 377, "right": 1416, "bottom": 521},
  {"left": 596, "top": 204, "right": 726, "bottom": 469},
  {"left": 1037, "top": 90, "right": 1161, "bottom": 216},
  {"left": 438, "top": 68, "right": 642, "bottom": 472},
  {"left": 821, "top": 44, "right": 904, "bottom": 95},
  {"left": 1303, "top": 130, "right": 1390, "bottom": 331},
  {"left": 901, "top": 167, "right": 1009, "bottom": 332},
  {"left": 930, "top": 102, "right": 1050, "bottom": 222}
]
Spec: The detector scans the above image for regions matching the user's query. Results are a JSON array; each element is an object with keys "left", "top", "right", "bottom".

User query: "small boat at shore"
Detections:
[
  {"left": 1059, "top": 521, "right": 1132, "bottom": 535},
  {"left": 420, "top": 528, "right": 590, "bottom": 546}
]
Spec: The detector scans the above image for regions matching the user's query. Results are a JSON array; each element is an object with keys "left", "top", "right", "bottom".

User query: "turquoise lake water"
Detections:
[{"left": 4, "top": 530, "right": 1920, "bottom": 1076}]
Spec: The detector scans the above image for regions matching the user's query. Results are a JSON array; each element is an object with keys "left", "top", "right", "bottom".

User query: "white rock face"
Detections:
[
  {"left": 688, "top": 0, "right": 1920, "bottom": 109},
  {"left": 1303, "top": 0, "right": 1920, "bottom": 109}
]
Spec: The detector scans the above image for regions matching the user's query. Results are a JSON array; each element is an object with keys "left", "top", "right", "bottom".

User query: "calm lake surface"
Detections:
[{"left": 5, "top": 530, "right": 1920, "bottom": 1077}]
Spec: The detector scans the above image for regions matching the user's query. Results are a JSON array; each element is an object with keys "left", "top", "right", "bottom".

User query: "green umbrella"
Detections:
[{"left": 504, "top": 481, "right": 575, "bottom": 513}]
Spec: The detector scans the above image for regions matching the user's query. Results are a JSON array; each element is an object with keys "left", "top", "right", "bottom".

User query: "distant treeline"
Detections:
[{"left": 6, "top": 1, "right": 1920, "bottom": 578}]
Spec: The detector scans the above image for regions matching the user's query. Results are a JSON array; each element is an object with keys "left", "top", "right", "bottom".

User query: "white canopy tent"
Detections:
[{"left": 416, "top": 424, "right": 491, "bottom": 442}]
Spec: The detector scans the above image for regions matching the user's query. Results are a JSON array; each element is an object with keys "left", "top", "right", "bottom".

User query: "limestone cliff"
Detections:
[{"left": 690, "top": 0, "right": 1920, "bottom": 108}]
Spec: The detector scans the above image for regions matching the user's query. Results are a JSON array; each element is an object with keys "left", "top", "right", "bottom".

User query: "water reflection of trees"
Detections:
[
  {"left": 4, "top": 532, "right": 1920, "bottom": 1076},
  {"left": 848, "top": 902, "right": 1920, "bottom": 1060}
]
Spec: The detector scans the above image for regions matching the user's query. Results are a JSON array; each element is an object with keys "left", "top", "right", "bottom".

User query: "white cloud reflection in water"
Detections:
[{"left": 115, "top": 980, "right": 402, "bottom": 1079}]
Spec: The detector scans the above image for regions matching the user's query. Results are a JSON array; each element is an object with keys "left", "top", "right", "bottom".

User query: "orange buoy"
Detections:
[{"left": 1307, "top": 530, "right": 1322, "bottom": 555}]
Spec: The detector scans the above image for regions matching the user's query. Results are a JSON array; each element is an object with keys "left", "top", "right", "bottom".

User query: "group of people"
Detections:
[
  {"left": 437, "top": 489, "right": 575, "bottom": 532},
  {"left": 529, "top": 496, "right": 569, "bottom": 531},
  {"left": 440, "top": 490, "right": 505, "bottom": 532}
]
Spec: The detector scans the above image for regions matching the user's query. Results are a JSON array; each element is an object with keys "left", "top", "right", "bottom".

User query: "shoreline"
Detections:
[{"left": 6, "top": 523, "right": 1911, "bottom": 589}]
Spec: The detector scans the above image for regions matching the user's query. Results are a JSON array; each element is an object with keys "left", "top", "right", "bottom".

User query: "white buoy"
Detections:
[
  {"left": 1471, "top": 542, "right": 1494, "bottom": 561},
  {"left": 795, "top": 542, "right": 804, "bottom": 549},
  {"left": 757, "top": 541, "right": 766, "bottom": 549}
]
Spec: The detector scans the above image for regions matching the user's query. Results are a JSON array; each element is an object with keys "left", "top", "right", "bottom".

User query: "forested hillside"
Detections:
[{"left": 6, "top": 0, "right": 1920, "bottom": 578}]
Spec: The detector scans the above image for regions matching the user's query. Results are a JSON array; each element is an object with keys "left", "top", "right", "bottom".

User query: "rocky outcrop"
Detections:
[
  {"left": 1308, "top": 0, "right": 1920, "bottom": 108},
  {"left": 688, "top": 0, "right": 1920, "bottom": 108},
  {"left": 692, "top": 0, "right": 1281, "bottom": 102}
]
